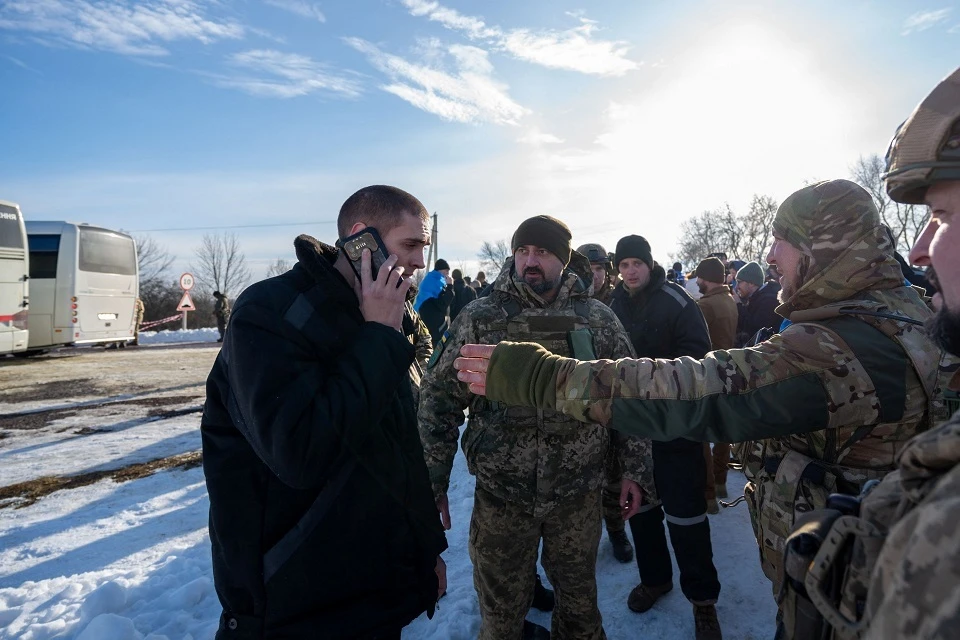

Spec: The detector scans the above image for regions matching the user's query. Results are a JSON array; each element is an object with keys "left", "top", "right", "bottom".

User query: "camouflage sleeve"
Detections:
[
  {"left": 413, "top": 314, "right": 433, "bottom": 371},
  {"left": 487, "top": 322, "right": 873, "bottom": 444},
  {"left": 592, "top": 305, "right": 654, "bottom": 492},
  {"left": 417, "top": 309, "right": 476, "bottom": 500},
  {"left": 863, "top": 419, "right": 960, "bottom": 640}
]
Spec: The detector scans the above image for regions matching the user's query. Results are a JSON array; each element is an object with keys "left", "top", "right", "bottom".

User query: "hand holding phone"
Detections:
[
  {"left": 338, "top": 228, "right": 389, "bottom": 282},
  {"left": 339, "top": 229, "right": 411, "bottom": 330}
]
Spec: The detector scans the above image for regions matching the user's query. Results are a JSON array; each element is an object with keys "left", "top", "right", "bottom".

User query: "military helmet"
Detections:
[
  {"left": 883, "top": 66, "right": 960, "bottom": 204},
  {"left": 577, "top": 243, "right": 611, "bottom": 266}
]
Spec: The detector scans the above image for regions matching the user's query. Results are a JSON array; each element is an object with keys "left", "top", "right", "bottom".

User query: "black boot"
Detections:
[
  {"left": 531, "top": 574, "right": 555, "bottom": 612},
  {"left": 523, "top": 619, "right": 551, "bottom": 640},
  {"left": 609, "top": 528, "right": 634, "bottom": 563}
]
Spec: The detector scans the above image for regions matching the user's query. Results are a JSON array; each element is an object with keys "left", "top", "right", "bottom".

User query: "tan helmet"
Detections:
[
  {"left": 883, "top": 66, "right": 960, "bottom": 204},
  {"left": 576, "top": 243, "right": 614, "bottom": 273}
]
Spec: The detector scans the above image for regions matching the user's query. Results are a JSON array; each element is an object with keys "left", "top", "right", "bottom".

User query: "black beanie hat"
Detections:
[
  {"left": 434, "top": 259, "right": 450, "bottom": 271},
  {"left": 511, "top": 215, "right": 572, "bottom": 266},
  {"left": 696, "top": 257, "right": 726, "bottom": 284},
  {"left": 614, "top": 235, "right": 653, "bottom": 270}
]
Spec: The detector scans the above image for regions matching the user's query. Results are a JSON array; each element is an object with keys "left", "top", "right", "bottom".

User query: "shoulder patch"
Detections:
[
  {"left": 427, "top": 330, "right": 452, "bottom": 369},
  {"left": 660, "top": 283, "right": 688, "bottom": 308}
]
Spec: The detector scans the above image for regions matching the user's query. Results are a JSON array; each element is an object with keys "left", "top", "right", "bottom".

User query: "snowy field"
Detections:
[{"left": 0, "top": 331, "right": 776, "bottom": 639}]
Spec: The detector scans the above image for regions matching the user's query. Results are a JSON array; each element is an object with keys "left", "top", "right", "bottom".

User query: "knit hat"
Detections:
[
  {"left": 614, "top": 235, "right": 653, "bottom": 270},
  {"left": 452, "top": 268, "right": 463, "bottom": 279},
  {"left": 511, "top": 215, "right": 573, "bottom": 265},
  {"left": 434, "top": 258, "right": 450, "bottom": 271},
  {"left": 735, "top": 261, "right": 765, "bottom": 287},
  {"left": 695, "top": 257, "right": 726, "bottom": 284}
]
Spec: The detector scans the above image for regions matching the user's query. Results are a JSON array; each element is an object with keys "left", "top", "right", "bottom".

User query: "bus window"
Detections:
[
  {"left": 79, "top": 228, "right": 137, "bottom": 276},
  {"left": 28, "top": 234, "right": 60, "bottom": 279},
  {"left": 0, "top": 203, "right": 24, "bottom": 249}
]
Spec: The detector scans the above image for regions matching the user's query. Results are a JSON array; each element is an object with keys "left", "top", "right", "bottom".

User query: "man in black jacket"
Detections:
[
  {"left": 201, "top": 185, "right": 448, "bottom": 639},
  {"left": 449, "top": 268, "right": 477, "bottom": 321},
  {"left": 733, "top": 261, "right": 782, "bottom": 347},
  {"left": 609, "top": 235, "right": 723, "bottom": 639}
]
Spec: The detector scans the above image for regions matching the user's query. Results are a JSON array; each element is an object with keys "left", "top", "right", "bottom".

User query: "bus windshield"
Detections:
[
  {"left": 0, "top": 203, "right": 24, "bottom": 249},
  {"left": 78, "top": 228, "right": 136, "bottom": 276}
]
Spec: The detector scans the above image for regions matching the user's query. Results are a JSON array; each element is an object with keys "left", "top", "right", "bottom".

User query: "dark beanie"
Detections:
[
  {"left": 736, "top": 262, "right": 765, "bottom": 287},
  {"left": 511, "top": 215, "right": 572, "bottom": 265},
  {"left": 696, "top": 257, "right": 726, "bottom": 284},
  {"left": 434, "top": 258, "right": 450, "bottom": 271},
  {"left": 614, "top": 235, "right": 653, "bottom": 270}
]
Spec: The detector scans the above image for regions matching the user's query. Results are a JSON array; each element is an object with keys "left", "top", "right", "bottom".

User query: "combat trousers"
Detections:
[
  {"left": 602, "top": 445, "right": 625, "bottom": 533},
  {"left": 703, "top": 443, "right": 731, "bottom": 501},
  {"left": 470, "top": 485, "right": 606, "bottom": 640},
  {"left": 217, "top": 317, "right": 227, "bottom": 340},
  {"left": 629, "top": 439, "right": 721, "bottom": 604}
]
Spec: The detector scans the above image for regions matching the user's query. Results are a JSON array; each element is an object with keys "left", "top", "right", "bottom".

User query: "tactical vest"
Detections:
[
  {"left": 470, "top": 293, "right": 599, "bottom": 437},
  {"left": 736, "top": 305, "right": 949, "bottom": 590}
]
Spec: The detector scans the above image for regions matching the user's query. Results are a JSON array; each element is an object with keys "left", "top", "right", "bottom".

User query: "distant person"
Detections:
[
  {"left": 733, "top": 262, "right": 781, "bottom": 348},
  {"left": 694, "top": 258, "right": 738, "bottom": 515},
  {"left": 212, "top": 291, "right": 230, "bottom": 342},
  {"left": 673, "top": 262, "right": 686, "bottom": 286},
  {"left": 133, "top": 297, "right": 145, "bottom": 345},
  {"left": 201, "top": 184, "right": 447, "bottom": 638},
  {"left": 449, "top": 268, "right": 477, "bottom": 321},
  {"left": 473, "top": 270, "right": 487, "bottom": 291},
  {"left": 415, "top": 259, "right": 454, "bottom": 344}
]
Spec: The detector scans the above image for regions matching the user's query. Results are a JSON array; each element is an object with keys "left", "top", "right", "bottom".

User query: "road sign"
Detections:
[
  {"left": 179, "top": 273, "right": 195, "bottom": 291},
  {"left": 176, "top": 292, "right": 196, "bottom": 311}
]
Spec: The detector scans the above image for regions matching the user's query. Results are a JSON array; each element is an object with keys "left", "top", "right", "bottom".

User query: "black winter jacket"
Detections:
[
  {"left": 201, "top": 235, "right": 447, "bottom": 639},
  {"left": 735, "top": 282, "right": 782, "bottom": 347},
  {"left": 609, "top": 264, "right": 711, "bottom": 361},
  {"left": 419, "top": 286, "right": 454, "bottom": 345},
  {"left": 450, "top": 277, "right": 477, "bottom": 321}
]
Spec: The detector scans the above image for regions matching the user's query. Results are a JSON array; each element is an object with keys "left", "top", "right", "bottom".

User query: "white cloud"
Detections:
[
  {"left": 345, "top": 37, "right": 528, "bottom": 125},
  {"left": 902, "top": 8, "right": 952, "bottom": 35},
  {"left": 218, "top": 49, "right": 362, "bottom": 98},
  {"left": 263, "top": 0, "right": 325, "bottom": 24},
  {"left": 400, "top": 0, "right": 639, "bottom": 77},
  {"left": 517, "top": 128, "right": 564, "bottom": 145},
  {"left": 0, "top": 0, "right": 243, "bottom": 56}
]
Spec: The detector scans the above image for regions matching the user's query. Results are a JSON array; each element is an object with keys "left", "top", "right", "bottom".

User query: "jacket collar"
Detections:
[{"left": 293, "top": 234, "right": 356, "bottom": 305}]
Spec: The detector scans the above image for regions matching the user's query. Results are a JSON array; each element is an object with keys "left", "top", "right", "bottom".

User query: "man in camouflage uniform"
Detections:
[
  {"left": 420, "top": 216, "right": 653, "bottom": 640},
  {"left": 132, "top": 297, "right": 145, "bottom": 345},
  {"left": 577, "top": 242, "right": 633, "bottom": 564},
  {"left": 213, "top": 290, "right": 231, "bottom": 342},
  {"left": 453, "top": 180, "right": 953, "bottom": 625}
]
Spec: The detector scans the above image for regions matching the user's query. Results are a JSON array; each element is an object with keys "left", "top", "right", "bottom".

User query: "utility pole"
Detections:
[{"left": 431, "top": 212, "right": 438, "bottom": 266}]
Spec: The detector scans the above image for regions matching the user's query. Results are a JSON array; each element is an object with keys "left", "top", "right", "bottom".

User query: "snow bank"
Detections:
[{"left": 138, "top": 328, "right": 220, "bottom": 345}]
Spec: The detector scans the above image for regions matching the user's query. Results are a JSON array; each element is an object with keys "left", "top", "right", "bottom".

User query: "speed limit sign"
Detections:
[{"left": 179, "top": 273, "right": 195, "bottom": 291}]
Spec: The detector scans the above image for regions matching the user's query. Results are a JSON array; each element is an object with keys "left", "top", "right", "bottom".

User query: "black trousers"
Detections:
[{"left": 628, "top": 438, "right": 721, "bottom": 603}]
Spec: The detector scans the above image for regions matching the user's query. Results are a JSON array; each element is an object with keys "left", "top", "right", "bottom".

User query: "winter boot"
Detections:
[
  {"left": 609, "top": 528, "right": 634, "bottom": 563},
  {"left": 693, "top": 604, "right": 723, "bottom": 640},
  {"left": 706, "top": 498, "right": 720, "bottom": 515},
  {"left": 523, "top": 619, "right": 551, "bottom": 640},
  {"left": 531, "top": 574, "right": 555, "bottom": 612},
  {"left": 715, "top": 484, "right": 728, "bottom": 499},
  {"left": 627, "top": 582, "right": 673, "bottom": 613}
]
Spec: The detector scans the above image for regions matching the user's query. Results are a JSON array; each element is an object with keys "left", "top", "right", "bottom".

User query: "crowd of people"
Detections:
[{"left": 197, "top": 66, "right": 959, "bottom": 640}]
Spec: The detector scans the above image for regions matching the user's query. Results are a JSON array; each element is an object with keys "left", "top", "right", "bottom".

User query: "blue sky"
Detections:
[{"left": 1, "top": 0, "right": 958, "bottom": 281}]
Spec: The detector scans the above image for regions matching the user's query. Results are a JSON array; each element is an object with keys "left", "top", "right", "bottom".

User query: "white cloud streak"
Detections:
[
  {"left": 902, "top": 8, "right": 952, "bottom": 35},
  {"left": 218, "top": 49, "right": 363, "bottom": 98},
  {"left": 400, "top": 0, "right": 639, "bottom": 76},
  {"left": 345, "top": 37, "right": 527, "bottom": 125},
  {"left": 263, "top": 0, "right": 325, "bottom": 24},
  {"left": 0, "top": 0, "right": 243, "bottom": 56}
]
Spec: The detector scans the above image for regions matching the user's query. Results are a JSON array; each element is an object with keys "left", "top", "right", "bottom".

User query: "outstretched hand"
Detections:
[{"left": 454, "top": 344, "right": 495, "bottom": 395}]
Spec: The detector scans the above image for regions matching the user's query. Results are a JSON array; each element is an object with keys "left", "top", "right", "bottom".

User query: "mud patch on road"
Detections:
[
  {"left": 0, "top": 410, "right": 78, "bottom": 431},
  {"left": 0, "top": 379, "right": 104, "bottom": 403},
  {"left": 0, "top": 451, "right": 203, "bottom": 509}
]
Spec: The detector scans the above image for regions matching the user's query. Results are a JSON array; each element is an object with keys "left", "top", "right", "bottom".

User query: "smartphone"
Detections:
[{"left": 337, "top": 227, "right": 389, "bottom": 282}]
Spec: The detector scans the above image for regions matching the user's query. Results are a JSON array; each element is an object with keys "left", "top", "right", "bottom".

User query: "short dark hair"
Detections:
[{"left": 337, "top": 185, "right": 429, "bottom": 240}]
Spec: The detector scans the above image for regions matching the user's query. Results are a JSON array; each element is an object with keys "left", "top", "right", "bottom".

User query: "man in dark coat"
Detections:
[
  {"left": 609, "top": 234, "right": 723, "bottom": 639},
  {"left": 416, "top": 259, "right": 455, "bottom": 344},
  {"left": 733, "top": 261, "right": 782, "bottom": 347},
  {"left": 449, "top": 268, "right": 477, "bottom": 321},
  {"left": 201, "top": 185, "right": 448, "bottom": 639}
]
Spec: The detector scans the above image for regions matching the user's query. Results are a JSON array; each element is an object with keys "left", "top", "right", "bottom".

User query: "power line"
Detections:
[{"left": 128, "top": 221, "right": 337, "bottom": 233}]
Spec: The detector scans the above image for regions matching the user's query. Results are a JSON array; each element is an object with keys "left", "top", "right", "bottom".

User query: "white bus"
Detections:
[
  {"left": 26, "top": 222, "right": 139, "bottom": 350},
  {"left": 0, "top": 201, "right": 29, "bottom": 355}
]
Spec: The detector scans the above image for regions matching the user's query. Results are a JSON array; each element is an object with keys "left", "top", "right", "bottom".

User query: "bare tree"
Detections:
[
  {"left": 737, "top": 194, "right": 778, "bottom": 263},
  {"left": 478, "top": 239, "right": 510, "bottom": 276},
  {"left": 134, "top": 234, "right": 175, "bottom": 283},
  {"left": 850, "top": 154, "right": 930, "bottom": 253},
  {"left": 192, "top": 232, "right": 251, "bottom": 298},
  {"left": 675, "top": 195, "right": 779, "bottom": 267},
  {"left": 266, "top": 258, "right": 291, "bottom": 278}
]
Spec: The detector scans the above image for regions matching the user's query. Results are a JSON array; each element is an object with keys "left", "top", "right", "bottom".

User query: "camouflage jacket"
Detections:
[
  {"left": 859, "top": 404, "right": 960, "bottom": 639},
  {"left": 592, "top": 276, "right": 615, "bottom": 306},
  {"left": 404, "top": 302, "right": 432, "bottom": 406},
  {"left": 419, "top": 256, "right": 652, "bottom": 516},
  {"left": 214, "top": 295, "right": 231, "bottom": 320}
]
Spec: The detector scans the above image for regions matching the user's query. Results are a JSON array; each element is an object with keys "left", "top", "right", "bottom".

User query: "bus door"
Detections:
[{"left": 26, "top": 234, "right": 60, "bottom": 348}]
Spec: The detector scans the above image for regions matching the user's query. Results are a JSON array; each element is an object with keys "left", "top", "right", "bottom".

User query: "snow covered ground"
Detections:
[{"left": 0, "top": 336, "right": 777, "bottom": 639}]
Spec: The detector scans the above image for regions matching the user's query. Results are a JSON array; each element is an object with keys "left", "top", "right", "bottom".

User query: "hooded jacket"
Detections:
[
  {"left": 201, "top": 235, "right": 447, "bottom": 639},
  {"left": 482, "top": 179, "right": 954, "bottom": 585}
]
